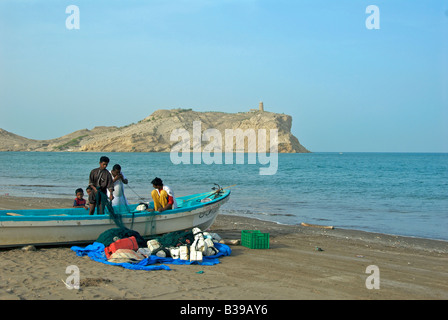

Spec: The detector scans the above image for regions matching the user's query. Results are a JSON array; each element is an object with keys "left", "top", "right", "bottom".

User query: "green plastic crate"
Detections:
[{"left": 241, "top": 230, "right": 270, "bottom": 249}]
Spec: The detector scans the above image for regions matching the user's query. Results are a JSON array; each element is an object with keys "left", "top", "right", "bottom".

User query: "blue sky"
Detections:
[{"left": 0, "top": 0, "right": 447, "bottom": 152}]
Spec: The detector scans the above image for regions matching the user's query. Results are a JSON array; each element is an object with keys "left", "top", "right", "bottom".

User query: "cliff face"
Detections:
[{"left": 0, "top": 109, "right": 310, "bottom": 153}]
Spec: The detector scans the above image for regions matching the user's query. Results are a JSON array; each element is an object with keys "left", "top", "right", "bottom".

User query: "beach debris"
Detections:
[
  {"left": 61, "top": 278, "right": 73, "bottom": 289},
  {"left": 21, "top": 245, "right": 36, "bottom": 251},
  {"left": 80, "top": 278, "right": 112, "bottom": 287},
  {"left": 61, "top": 277, "right": 111, "bottom": 289},
  {"left": 196, "top": 271, "right": 204, "bottom": 274},
  {"left": 301, "top": 222, "right": 334, "bottom": 230},
  {"left": 315, "top": 247, "right": 324, "bottom": 252},
  {"left": 355, "top": 255, "right": 365, "bottom": 258},
  {"left": 219, "top": 239, "right": 241, "bottom": 245}
]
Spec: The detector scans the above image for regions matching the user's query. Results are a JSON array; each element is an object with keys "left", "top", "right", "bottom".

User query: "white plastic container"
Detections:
[
  {"left": 202, "top": 238, "right": 216, "bottom": 256},
  {"left": 204, "top": 238, "right": 214, "bottom": 248},
  {"left": 170, "top": 247, "right": 180, "bottom": 259},
  {"left": 179, "top": 245, "right": 189, "bottom": 260},
  {"left": 190, "top": 246, "right": 203, "bottom": 262},
  {"left": 147, "top": 239, "right": 161, "bottom": 253},
  {"left": 192, "top": 227, "right": 203, "bottom": 240},
  {"left": 195, "top": 238, "right": 205, "bottom": 252}
]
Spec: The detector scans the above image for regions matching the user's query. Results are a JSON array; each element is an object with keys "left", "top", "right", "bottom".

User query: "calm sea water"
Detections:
[{"left": 0, "top": 152, "right": 447, "bottom": 241}]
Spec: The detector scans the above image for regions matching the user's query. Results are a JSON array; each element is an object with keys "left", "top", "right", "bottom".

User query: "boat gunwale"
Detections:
[{"left": 0, "top": 190, "right": 230, "bottom": 222}]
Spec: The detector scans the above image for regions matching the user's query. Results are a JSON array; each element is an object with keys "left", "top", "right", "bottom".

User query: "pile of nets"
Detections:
[
  {"left": 71, "top": 228, "right": 231, "bottom": 271},
  {"left": 96, "top": 227, "right": 147, "bottom": 247}
]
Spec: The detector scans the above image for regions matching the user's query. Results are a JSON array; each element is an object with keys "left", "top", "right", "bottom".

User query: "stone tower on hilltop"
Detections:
[{"left": 259, "top": 101, "right": 264, "bottom": 111}]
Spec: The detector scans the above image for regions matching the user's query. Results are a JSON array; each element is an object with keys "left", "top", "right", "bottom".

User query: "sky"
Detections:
[{"left": 0, "top": 0, "right": 447, "bottom": 152}]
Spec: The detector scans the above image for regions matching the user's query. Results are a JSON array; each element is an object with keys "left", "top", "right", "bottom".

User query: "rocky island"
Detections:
[{"left": 0, "top": 107, "right": 310, "bottom": 153}]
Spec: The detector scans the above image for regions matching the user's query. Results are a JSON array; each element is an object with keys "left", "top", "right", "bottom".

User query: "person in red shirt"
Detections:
[{"left": 73, "top": 188, "right": 88, "bottom": 210}]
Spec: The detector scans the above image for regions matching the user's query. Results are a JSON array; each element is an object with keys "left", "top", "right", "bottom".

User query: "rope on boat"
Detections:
[{"left": 182, "top": 184, "right": 236, "bottom": 202}]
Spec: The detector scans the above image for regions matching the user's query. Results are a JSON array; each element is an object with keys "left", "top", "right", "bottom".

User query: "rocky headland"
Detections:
[{"left": 0, "top": 109, "right": 310, "bottom": 153}]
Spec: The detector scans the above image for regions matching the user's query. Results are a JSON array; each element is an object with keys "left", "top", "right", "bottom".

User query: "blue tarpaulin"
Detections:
[{"left": 71, "top": 242, "right": 231, "bottom": 271}]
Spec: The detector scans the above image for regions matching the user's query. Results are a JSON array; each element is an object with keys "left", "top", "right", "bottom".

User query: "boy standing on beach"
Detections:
[{"left": 88, "top": 156, "right": 114, "bottom": 215}]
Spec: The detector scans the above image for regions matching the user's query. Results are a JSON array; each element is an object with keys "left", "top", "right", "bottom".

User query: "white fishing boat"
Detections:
[{"left": 0, "top": 189, "right": 230, "bottom": 248}]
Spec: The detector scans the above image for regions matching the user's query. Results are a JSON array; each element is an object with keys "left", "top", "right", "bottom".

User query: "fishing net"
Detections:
[
  {"left": 96, "top": 227, "right": 147, "bottom": 247},
  {"left": 154, "top": 229, "right": 195, "bottom": 248},
  {"left": 94, "top": 189, "right": 157, "bottom": 244},
  {"left": 95, "top": 189, "right": 127, "bottom": 229}
]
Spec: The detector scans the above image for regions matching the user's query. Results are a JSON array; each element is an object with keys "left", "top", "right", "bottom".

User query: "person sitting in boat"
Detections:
[
  {"left": 86, "top": 185, "right": 93, "bottom": 199},
  {"left": 88, "top": 156, "right": 114, "bottom": 215},
  {"left": 148, "top": 177, "right": 177, "bottom": 212},
  {"left": 107, "top": 164, "right": 129, "bottom": 208},
  {"left": 73, "top": 188, "right": 88, "bottom": 210}
]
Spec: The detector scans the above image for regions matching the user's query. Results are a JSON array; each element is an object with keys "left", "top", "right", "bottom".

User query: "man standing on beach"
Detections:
[{"left": 88, "top": 156, "right": 114, "bottom": 215}]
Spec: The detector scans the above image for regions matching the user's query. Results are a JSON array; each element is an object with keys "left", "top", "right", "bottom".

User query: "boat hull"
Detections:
[{"left": 0, "top": 190, "right": 230, "bottom": 247}]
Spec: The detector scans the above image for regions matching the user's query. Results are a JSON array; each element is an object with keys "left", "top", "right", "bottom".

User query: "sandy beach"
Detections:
[{"left": 0, "top": 195, "right": 447, "bottom": 301}]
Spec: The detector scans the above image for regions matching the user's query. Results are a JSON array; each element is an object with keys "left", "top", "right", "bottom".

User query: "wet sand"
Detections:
[{"left": 0, "top": 195, "right": 447, "bottom": 301}]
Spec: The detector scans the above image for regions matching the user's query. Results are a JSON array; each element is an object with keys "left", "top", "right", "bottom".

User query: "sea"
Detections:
[{"left": 0, "top": 152, "right": 447, "bottom": 242}]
